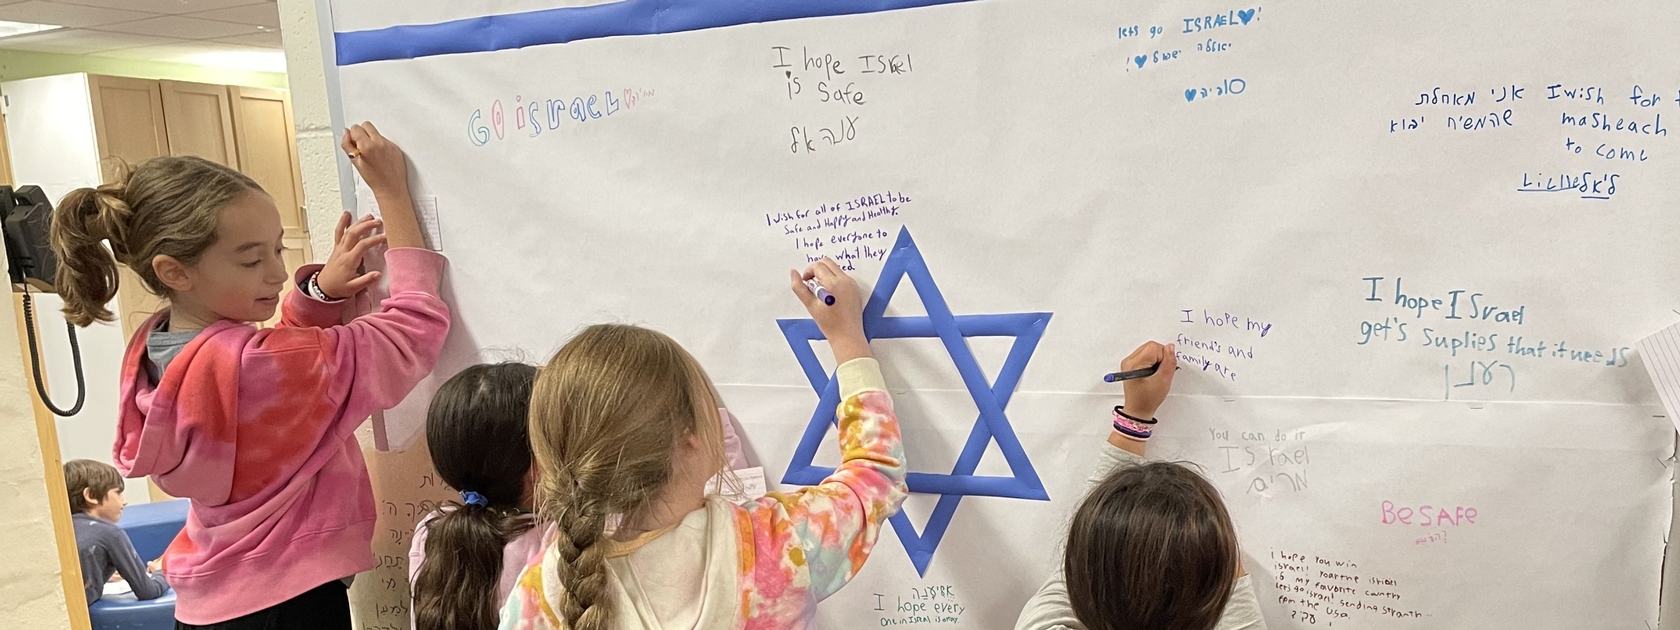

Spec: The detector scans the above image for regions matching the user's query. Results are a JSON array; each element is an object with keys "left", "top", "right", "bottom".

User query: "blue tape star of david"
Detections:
[{"left": 776, "top": 227, "right": 1051, "bottom": 575}]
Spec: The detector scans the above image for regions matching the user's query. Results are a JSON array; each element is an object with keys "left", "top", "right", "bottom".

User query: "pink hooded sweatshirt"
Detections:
[{"left": 113, "top": 248, "right": 450, "bottom": 625}]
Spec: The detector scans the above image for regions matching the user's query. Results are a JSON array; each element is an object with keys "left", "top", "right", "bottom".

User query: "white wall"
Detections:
[
  {"left": 2, "top": 74, "right": 99, "bottom": 203},
  {"left": 24, "top": 293, "right": 144, "bottom": 503}
]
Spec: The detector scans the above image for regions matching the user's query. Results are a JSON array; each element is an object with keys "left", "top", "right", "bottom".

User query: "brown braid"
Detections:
[{"left": 528, "top": 324, "right": 731, "bottom": 630}]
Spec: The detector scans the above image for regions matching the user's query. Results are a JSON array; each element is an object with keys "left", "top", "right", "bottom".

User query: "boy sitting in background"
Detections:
[{"left": 65, "top": 459, "right": 169, "bottom": 605}]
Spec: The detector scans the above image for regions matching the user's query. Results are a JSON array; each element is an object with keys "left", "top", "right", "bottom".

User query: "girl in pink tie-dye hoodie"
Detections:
[
  {"left": 50, "top": 123, "right": 448, "bottom": 628},
  {"left": 500, "top": 258, "right": 908, "bottom": 630}
]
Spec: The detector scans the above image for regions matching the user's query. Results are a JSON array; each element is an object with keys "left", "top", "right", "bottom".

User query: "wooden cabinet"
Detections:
[
  {"left": 88, "top": 76, "right": 170, "bottom": 184},
  {"left": 0, "top": 113, "right": 13, "bottom": 186},
  {"left": 230, "top": 86, "right": 308, "bottom": 239},
  {"left": 229, "top": 87, "right": 314, "bottom": 325},
  {"left": 161, "top": 80, "right": 239, "bottom": 168}
]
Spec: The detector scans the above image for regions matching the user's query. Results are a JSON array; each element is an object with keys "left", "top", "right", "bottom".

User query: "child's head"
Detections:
[
  {"left": 413, "top": 362, "right": 539, "bottom": 630},
  {"left": 1064, "top": 461, "right": 1240, "bottom": 630},
  {"left": 65, "top": 459, "right": 126, "bottom": 522},
  {"left": 528, "top": 323, "right": 726, "bottom": 630},
  {"left": 52, "top": 156, "right": 283, "bottom": 328}
]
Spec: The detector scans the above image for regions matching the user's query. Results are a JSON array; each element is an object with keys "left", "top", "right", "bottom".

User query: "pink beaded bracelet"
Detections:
[{"left": 1112, "top": 406, "right": 1158, "bottom": 440}]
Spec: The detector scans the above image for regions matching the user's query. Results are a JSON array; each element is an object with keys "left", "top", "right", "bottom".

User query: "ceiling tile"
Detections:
[
  {"left": 95, "top": 15, "right": 262, "bottom": 39},
  {"left": 0, "top": 1, "right": 158, "bottom": 28},
  {"left": 209, "top": 30, "right": 278, "bottom": 48},
  {"left": 0, "top": 28, "right": 179, "bottom": 53},
  {"left": 54, "top": 0, "right": 264, "bottom": 16},
  {"left": 187, "top": 2, "right": 276, "bottom": 28}
]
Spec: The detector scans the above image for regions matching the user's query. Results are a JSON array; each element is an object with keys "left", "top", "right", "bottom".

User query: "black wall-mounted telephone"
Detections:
[
  {"left": 1, "top": 185, "right": 85, "bottom": 417},
  {"left": 1, "top": 185, "right": 57, "bottom": 290}
]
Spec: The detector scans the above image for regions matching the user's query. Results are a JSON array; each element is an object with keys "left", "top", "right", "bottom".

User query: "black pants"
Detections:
[{"left": 175, "top": 581, "right": 350, "bottom": 630}]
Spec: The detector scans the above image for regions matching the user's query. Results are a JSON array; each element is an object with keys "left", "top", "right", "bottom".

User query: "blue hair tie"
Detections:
[{"left": 461, "top": 490, "right": 488, "bottom": 507}]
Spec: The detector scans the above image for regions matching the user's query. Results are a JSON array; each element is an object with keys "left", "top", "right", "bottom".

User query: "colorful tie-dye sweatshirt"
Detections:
[
  {"left": 499, "top": 357, "right": 908, "bottom": 630},
  {"left": 112, "top": 248, "right": 450, "bottom": 624}
]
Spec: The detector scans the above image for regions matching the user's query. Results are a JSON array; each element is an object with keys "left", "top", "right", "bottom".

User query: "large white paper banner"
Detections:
[{"left": 327, "top": 1, "right": 1678, "bottom": 628}]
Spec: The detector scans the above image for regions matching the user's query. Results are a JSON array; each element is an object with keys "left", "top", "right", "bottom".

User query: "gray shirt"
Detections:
[
  {"left": 73, "top": 513, "right": 169, "bottom": 605},
  {"left": 1013, "top": 443, "right": 1269, "bottom": 630},
  {"left": 142, "top": 313, "right": 202, "bottom": 384}
]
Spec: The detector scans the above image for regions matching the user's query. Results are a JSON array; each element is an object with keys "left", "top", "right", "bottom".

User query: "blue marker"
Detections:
[
  {"left": 1103, "top": 362, "right": 1180, "bottom": 382},
  {"left": 804, "top": 279, "right": 835, "bottom": 306}
]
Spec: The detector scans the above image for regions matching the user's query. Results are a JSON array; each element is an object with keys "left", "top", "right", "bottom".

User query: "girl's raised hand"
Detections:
[
  {"left": 790, "top": 258, "right": 871, "bottom": 363},
  {"left": 1120, "top": 341, "right": 1177, "bottom": 420},
  {"left": 342, "top": 121, "right": 424, "bottom": 250},
  {"left": 343, "top": 121, "right": 410, "bottom": 201},
  {"left": 316, "top": 211, "right": 386, "bottom": 299}
]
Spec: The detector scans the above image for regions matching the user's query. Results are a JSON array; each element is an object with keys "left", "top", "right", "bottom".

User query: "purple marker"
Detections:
[{"left": 804, "top": 279, "right": 836, "bottom": 306}]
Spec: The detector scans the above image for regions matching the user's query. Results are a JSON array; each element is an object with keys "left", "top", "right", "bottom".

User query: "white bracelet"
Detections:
[{"left": 304, "top": 272, "right": 342, "bottom": 302}]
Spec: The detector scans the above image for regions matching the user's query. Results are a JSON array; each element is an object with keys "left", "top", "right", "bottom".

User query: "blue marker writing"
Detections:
[{"left": 804, "top": 279, "right": 835, "bottom": 306}]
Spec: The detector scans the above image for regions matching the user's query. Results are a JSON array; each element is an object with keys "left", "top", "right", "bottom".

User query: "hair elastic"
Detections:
[
  {"left": 1112, "top": 405, "right": 1157, "bottom": 441},
  {"left": 460, "top": 490, "right": 488, "bottom": 507}
]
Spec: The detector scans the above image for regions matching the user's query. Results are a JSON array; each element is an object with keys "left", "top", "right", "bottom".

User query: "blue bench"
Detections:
[{"left": 89, "top": 499, "right": 188, "bottom": 630}]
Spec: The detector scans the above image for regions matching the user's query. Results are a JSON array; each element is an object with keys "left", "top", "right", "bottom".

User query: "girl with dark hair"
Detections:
[
  {"left": 1015, "top": 341, "right": 1268, "bottom": 630},
  {"left": 409, "top": 363, "right": 545, "bottom": 630}
]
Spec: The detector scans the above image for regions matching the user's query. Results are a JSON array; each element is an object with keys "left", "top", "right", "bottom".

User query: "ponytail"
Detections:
[
  {"left": 51, "top": 172, "right": 132, "bottom": 326},
  {"left": 414, "top": 362, "right": 539, "bottom": 630},
  {"left": 413, "top": 501, "right": 532, "bottom": 630},
  {"left": 46, "top": 156, "right": 259, "bottom": 328}
]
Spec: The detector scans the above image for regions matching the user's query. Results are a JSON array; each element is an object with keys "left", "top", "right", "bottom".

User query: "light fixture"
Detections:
[{"left": 0, "top": 20, "right": 62, "bottom": 40}]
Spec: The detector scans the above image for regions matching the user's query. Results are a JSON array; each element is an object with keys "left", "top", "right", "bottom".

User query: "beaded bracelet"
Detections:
[
  {"left": 1112, "top": 405, "right": 1158, "bottom": 441},
  {"left": 305, "top": 272, "right": 344, "bottom": 302}
]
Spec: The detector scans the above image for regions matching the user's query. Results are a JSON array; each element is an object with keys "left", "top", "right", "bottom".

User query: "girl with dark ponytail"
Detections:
[{"left": 409, "top": 362, "right": 545, "bottom": 630}]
